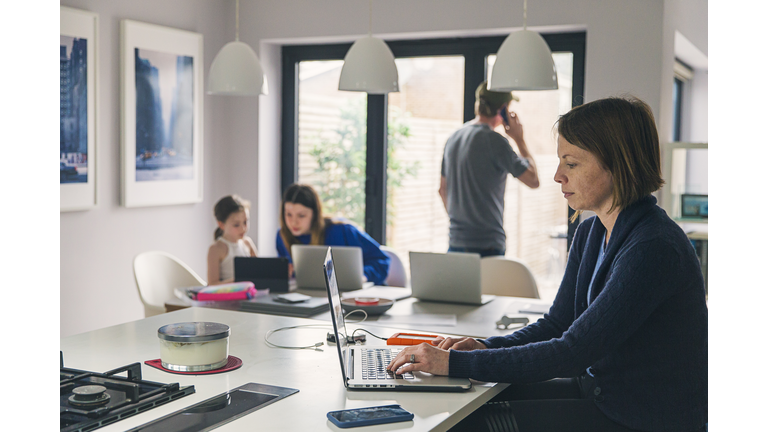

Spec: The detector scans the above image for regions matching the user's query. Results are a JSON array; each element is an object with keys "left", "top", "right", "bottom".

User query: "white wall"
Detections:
[{"left": 59, "top": 0, "right": 235, "bottom": 337}]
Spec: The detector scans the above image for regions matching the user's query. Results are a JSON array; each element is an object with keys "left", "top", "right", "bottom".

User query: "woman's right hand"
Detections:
[{"left": 436, "top": 337, "right": 487, "bottom": 351}]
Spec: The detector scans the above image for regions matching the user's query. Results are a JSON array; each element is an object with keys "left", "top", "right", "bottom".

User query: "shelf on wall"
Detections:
[{"left": 673, "top": 218, "right": 708, "bottom": 224}]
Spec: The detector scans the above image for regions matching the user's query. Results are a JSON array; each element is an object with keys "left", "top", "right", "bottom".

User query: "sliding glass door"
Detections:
[
  {"left": 282, "top": 33, "right": 585, "bottom": 290},
  {"left": 295, "top": 60, "right": 368, "bottom": 226}
]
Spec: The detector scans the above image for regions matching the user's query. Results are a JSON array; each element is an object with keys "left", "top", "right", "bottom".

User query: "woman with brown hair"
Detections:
[
  {"left": 388, "top": 97, "right": 707, "bottom": 431},
  {"left": 276, "top": 183, "right": 390, "bottom": 285}
]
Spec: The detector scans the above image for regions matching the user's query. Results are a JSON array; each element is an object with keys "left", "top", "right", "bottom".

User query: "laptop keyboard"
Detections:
[{"left": 361, "top": 348, "right": 414, "bottom": 380}]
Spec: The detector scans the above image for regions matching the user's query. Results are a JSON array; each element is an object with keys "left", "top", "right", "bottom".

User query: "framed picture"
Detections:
[
  {"left": 60, "top": 7, "right": 97, "bottom": 212},
  {"left": 120, "top": 20, "right": 204, "bottom": 207}
]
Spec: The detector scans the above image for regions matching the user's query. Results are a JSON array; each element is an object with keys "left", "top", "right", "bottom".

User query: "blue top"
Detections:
[
  {"left": 449, "top": 196, "right": 708, "bottom": 432},
  {"left": 276, "top": 222, "right": 391, "bottom": 286}
]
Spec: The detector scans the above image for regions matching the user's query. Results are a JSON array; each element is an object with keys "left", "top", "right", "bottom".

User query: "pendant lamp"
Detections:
[
  {"left": 208, "top": 0, "right": 267, "bottom": 96},
  {"left": 338, "top": 0, "right": 399, "bottom": 94},
  {"left": 488, "top": 0, "right": 557, "bottom": 91}
]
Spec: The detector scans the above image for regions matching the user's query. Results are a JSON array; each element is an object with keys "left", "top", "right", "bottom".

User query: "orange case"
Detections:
[{"left": 387, "top": 332, "right": 440, "bottom": 346}]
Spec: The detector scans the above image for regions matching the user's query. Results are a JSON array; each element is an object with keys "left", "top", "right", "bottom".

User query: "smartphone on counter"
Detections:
[{"left": 327, "top": 405, "right": 414, "bottom": 428}]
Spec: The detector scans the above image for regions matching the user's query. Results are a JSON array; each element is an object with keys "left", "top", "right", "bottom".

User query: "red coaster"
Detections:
[{"left": 144, "top": 355, "right": 242, "bottom": 375}]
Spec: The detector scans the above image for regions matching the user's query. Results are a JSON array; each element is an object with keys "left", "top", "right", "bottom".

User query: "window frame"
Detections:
[{"left": 281, "top": 32, "right": 586, "bottom": 247}]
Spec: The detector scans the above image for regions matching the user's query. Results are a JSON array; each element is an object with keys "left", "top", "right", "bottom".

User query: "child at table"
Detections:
[
  {"left": 276, "top": 183, "right": 390, "bottom": 285},
  {"left": 207, "top": 195, "right": 257, "bottom": 285}
]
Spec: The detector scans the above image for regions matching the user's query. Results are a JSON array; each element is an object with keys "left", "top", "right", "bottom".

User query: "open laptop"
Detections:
[
  {"left": 409, "top": 252, "right": 494, "bottom": 305},
  {"left": 293, "top": 245, "right": 373, "bottom": 291},
  {"left": 323, "top": 247, "right": 472, "bottom": 391},
  {"left": 234, "top": 257, "right": 290, "bottom": 293}
]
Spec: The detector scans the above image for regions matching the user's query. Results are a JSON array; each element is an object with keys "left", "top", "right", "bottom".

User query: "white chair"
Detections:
[
  {"left": 133, "top": 251, "right": 206, "bottom": 317},
  {"left": 481, "top": 256, "right": 540, "bottom": 299},
  {"left": 380, "top": 245, "right": 407, "bottom": 287}
]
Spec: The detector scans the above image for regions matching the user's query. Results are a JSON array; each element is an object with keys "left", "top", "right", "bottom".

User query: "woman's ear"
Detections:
[{"left": 217, "top": 220, "right": 226, "bottom": 230}]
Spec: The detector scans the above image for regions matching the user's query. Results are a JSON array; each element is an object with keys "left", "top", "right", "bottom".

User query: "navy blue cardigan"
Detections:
[{"left": 449, "top": 196, "right": 707, "bottom": 431}]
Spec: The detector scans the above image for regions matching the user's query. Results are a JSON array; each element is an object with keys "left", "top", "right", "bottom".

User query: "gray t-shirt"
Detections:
[{"left": 441, "top": 122, "right": 529, "bottom": 250}]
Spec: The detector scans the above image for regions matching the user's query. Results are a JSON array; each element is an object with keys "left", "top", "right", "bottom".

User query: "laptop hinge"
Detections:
[{"left": 346, "top": 348, "right": 354, "bottom": 381}]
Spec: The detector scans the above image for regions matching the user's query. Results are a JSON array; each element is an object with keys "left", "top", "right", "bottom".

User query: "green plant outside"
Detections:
[{"left": 309, "top": 98, "right": 419, "bottom": 230}]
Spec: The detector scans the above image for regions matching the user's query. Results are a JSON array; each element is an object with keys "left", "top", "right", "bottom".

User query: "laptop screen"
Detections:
[{"left": 323, "top": 248, "right": 349, "bottom": 383}]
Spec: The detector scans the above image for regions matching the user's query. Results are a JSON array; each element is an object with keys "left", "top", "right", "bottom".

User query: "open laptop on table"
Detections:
[
  {"left": 234, "top": 257, "right": 290, "bottom": 293},
  {"left": 323, "top": 247, "right": 472, "bottom": 391},
  {"left": 293, "top": 245, "right": 373, "bottom": 291},
  {"left": 409, "top": 252, "right": 494, "bottom": 305}
]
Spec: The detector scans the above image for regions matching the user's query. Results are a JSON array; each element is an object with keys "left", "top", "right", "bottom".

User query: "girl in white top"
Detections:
[{"left": 207, "top": 195, "right": 258, "bottom": 284}]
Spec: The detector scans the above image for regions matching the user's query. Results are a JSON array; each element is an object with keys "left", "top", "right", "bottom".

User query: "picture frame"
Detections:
[
  {"left": 120, "top": 20, "right": 204, "bottom": 207},
  {"left": 60, "top": 7, "right": 98, "bottom": 212}
]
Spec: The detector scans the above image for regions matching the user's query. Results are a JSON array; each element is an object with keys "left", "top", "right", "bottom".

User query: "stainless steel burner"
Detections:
[{"left": 68, "top": 385, "right": 110, "bottom": 407}]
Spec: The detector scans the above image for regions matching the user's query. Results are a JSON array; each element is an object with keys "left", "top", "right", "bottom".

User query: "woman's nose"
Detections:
[{"left": 554, "top": 167, "right": 564, "bottom": 184}]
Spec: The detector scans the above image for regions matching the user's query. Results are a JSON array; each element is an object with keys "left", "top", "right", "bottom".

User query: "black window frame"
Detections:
[
  {"left": 281, "top": 32, "right": 586, "bottom": 247},
  {"left": 672, "top": 76, "right": 684, "bottom": 142}
]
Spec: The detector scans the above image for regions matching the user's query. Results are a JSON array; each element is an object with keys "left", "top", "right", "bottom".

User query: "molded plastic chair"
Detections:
[
  {"left": 481, "top": 256, "right": 540, "bottom": 299},
  {"left": 380, "top": 245, "right": 407, "bottom": 287},
  {"left": 133, "top": 251, "right": 206, "bottom": 317}
]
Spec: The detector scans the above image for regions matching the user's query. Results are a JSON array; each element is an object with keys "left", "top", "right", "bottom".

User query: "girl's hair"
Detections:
[
  {"left": 214, "top": 195, "right": 250, "bottom": 240},
  {"left": 556, "top": 96, "right": 664, "bottom": 222},
  {"left": 280, "top": 184, "right": 336, "bottom": 257}
]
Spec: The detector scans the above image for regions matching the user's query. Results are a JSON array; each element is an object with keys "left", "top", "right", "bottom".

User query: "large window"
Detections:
[
  {"left": 296, "top": 60, "right": 368, "bottom": 225},
  {"left": 282, "top": 34, "right": 585, "bottom": 293}
]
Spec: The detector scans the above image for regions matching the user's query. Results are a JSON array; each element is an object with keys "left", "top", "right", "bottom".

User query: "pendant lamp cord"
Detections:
[
  {"left": 523, "top": 0, "right": 528, "bottom": 30},
  {"left": 235, "top": 0, "right": 240, "bottom": 41}
]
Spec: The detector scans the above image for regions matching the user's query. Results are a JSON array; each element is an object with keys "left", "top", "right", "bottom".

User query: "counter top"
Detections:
[{"left": 60, "top": 307, "right": 507, "bottom": 431}]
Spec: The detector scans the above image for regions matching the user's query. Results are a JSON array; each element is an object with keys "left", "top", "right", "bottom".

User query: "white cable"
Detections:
[
  {"left": 344, "top": 309, "right": 369, "bottom": 323},
  {"left": 264, "top": 324, "right": 329, "bottom": 351},
  {"left": 262, "top": 310, "right": 370, "bottom": 350}
]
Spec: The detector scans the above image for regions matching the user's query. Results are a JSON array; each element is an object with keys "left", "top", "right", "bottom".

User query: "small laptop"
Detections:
[
  {"left": 323, "top": 247, "right": 472, "bottom": 391},
  {"left": 234, "top": 257, "right": 290, "bottom": 293},
  {"left": 409, "top": 252, "right": 494, "bottom": 305},
  {"left": 292, "top": 245, "right": 372, "bottom": 291}
]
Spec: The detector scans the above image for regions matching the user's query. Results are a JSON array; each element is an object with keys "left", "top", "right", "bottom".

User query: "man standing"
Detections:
[{"left": 439, "top": 81, "right": 539, "bottom": 257}]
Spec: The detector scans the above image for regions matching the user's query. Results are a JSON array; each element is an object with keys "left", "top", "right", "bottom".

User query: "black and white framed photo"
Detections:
[
  {"left": 60, "top": 7, "right": 97, "bottom": 211},
  {"left": 120, "top": 20, "right": 203, "bottom": 207}
]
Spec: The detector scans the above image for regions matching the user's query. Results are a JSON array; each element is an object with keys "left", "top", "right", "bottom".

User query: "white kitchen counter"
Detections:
[{"left": 60, "top": 307, "right": 508, "bottom": 431}]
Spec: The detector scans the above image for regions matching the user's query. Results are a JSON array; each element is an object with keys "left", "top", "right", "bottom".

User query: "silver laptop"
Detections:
[
  {"left": 293, "top": 245, "right": 372, "bottom": 291},
  {"left": 323, "top": 247, "right": 472, "bottom": 391},
  {"left": 409, "top": 252, "right": 495, "bottom": 305}
]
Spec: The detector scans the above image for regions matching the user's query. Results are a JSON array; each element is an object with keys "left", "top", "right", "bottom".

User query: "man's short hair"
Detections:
[
  {"left": 557, "top": 96, "right": 665, "bottom": 216},
  {"left": 475, "top": 81, "right": 518, "bottom": 117}
]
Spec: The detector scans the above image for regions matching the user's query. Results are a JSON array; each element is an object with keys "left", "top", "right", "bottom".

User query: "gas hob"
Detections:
[{"left": 60, "top": 354, "right": 194, "bottom": 432}]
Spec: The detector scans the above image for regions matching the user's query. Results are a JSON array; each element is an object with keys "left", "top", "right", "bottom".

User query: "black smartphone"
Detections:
[
  {"left": 500, "top": 108, "right": 510, "bottom": 124},
  {"left": 327, "top": 405, "right": 414, "bottom": 428}
]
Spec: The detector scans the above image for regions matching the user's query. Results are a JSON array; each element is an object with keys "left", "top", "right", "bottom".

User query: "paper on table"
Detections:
[
  {"left": 509, "top": 301, "right": 552, "bottom": 315},
  {"left": 377, "top": 313, "right": 457, "bottom": 327}
]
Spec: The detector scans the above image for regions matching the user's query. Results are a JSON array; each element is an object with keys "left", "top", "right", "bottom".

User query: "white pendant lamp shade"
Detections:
[
  {"left": 489, "top": 29, "right": 558, "bottom": 91},
  {"left": 338, "top": 36, "right": 399, "bottom": 94},
  {"left": 208, "top": 41, "right": 267, "bottom": 96}
]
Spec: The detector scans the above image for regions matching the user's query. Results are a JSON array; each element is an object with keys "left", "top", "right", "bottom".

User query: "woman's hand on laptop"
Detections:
[
  {"left": 387, "top": 343, "right": 450, "bottom": 376},
  {"left": 437, "top": 337, "right": 487, "bottom": 352}
]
